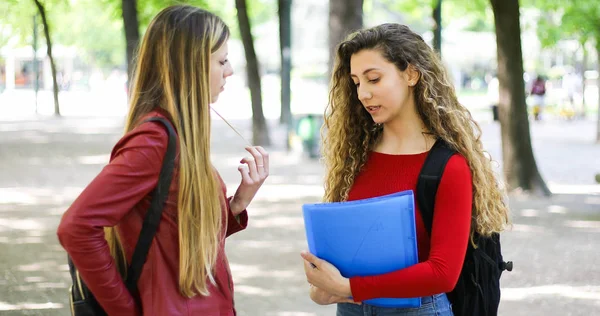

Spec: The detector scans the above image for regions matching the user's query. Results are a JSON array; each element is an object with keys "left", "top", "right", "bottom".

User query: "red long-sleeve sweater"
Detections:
[{"left": 347, "top": 151, "right": 472, "bottom": 302}]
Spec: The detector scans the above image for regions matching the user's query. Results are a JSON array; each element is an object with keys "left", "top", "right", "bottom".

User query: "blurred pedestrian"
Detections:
[{"left": 530, "top": 75, "right": 547, "bottom": 121}]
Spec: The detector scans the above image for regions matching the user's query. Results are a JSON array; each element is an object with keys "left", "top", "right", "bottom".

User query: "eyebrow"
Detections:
[{"left": 350, "top": 68, "right": 380, "bottom": 78}]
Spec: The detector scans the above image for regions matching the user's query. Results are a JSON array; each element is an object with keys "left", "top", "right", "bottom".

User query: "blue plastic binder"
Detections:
[{"left": 302, "top": 190, "right": 421, "bottom": 308}]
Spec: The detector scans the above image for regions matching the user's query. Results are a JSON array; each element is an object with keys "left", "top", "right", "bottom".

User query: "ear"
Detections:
[{"left": 406, "top": 64, "right": 420, "bottom": 87}]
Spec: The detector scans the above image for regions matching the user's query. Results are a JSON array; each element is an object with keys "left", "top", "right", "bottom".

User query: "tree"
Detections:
[
  {"left": 235, "top": 0, "right": 271, "bottom": 146},
  {"left": 32, "top": 0, "right": 60, "bottom": 116},
  {"left": 489, "top": 0, "right": 551, "bottom": 195},
  {"left": 432, "top": 0, "right": 442, "bottom": 56},
  {"left": 278, "top": 0, "right": 292, "bottom": 128},
  {"left": 122, "top": 0, "right": 140, "bottom": 84},
  {"left": 119, "top": 0, "right": 210, "bottom": 89},
  {"left": 328, "top": 0, "right": 363, "bottom": 77}
]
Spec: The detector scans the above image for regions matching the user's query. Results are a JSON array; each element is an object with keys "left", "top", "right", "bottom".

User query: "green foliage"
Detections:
[
  {"left": 0, "top": 0, "right": 298, "bottom": 69},
  {"left": 532, "top": 0, "right": 600, "bottom": 48},
  {"left": 1, "top": 0, "right": 39, "bottom": 46},
  {"left": 370, "top": 0, "right": 495, "bottom": 33},
  {"left": 52, "top": 1, "right": 125, "bottom": 67}
]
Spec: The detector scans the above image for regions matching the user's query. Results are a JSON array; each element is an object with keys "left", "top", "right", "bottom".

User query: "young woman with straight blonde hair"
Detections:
[
  {"left": 301, "top": 23, "right": 509, "bottom": 315},
  {"left": 58, "top": 5, "right": 268, "bottom": 315}
]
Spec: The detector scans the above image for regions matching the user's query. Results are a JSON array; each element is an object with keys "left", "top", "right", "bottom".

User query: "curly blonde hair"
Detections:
[{"left": 323, "top": 23, "right": 509, "bottom": 237}]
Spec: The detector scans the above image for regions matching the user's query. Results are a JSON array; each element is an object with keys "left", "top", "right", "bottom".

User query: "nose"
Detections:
[
  {"left": 224, "top": 63, "right": 234, "bottom": 78},
  {"left": 357, "top": 84, "right": 372, "bottom": 102}
]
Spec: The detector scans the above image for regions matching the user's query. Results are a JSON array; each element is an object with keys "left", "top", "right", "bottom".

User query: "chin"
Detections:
[{"left": 371, "top": 116, "right": 387, "bottom": 125}]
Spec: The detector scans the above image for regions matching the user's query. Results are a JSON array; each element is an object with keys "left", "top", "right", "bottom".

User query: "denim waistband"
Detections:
[{"left": 419, "top": 293, "right": 445, "bottom": 304}]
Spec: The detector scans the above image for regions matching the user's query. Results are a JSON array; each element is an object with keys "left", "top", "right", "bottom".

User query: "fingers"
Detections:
[
  {"left": 237, "top": 164, "right": 252, "bottom": 184},
  {"left": 343, "top": 298, "right": 361, "bottom": 305},
  {"left": 240, "top": 156, "right": 259, "bottom": 182},
  {"left": 303, "top": 258, "right": 315, "bottom": 276},
  {"left": 300, "top": 251, "right": 320, "bottom": 269},
  {"left": 245, "top": 146, "right": 269, "bottom": 176},
  {"left": 253, "top": 146, "right": 269, "bottom": 174}
]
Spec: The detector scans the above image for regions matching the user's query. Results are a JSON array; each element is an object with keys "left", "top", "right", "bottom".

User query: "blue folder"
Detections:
[{"left": 302, "top": 190, "right": 421, "bottom": 308}]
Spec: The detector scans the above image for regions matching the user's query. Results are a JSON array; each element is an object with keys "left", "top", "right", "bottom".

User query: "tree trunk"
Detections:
[
  {"left": 328, "top": 0, "right": 363, "bottom": 77},
  {"left": 122, "top": 0, "right": 140, "bottom": 87},
  {"left": 490, "top": 0, "right": 551, "bottom": 195},
  {"left": 278, "top": 0, "right": 292, "bottom": 126},
  {"left": 33, "top": 0, "right": 60, "bottom": 116},
  {"left": 581, "top": 41, "right": 587, "bottom": 118},
  {"left": 596, "top": 43, "right": 600, "bottom": 143},
  {"left": 432, "top": 0, "right": 442, "bottom": 56},
  {"left": 236, "top": 0, "right": 271, "bottom": 146}
]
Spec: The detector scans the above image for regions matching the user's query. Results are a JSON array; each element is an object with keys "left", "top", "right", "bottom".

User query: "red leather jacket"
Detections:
[{"left": 57, "top": 110, "right": 248, "bottom": 315}]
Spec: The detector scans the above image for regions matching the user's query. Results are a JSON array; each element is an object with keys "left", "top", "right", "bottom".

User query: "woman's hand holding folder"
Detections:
[
  {"left": 309, "top": 285, "right": 359, "bottom": 305},
  {"left": 301, "top": 251, "right": 359, "bottom": 304}
]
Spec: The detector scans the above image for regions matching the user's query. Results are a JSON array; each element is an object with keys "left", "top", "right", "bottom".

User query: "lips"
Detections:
[{"left": 366, "top": 106, "right": 381, "bottom": 113}]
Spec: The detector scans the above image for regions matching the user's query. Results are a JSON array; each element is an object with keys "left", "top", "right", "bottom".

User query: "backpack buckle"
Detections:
[{"left": 502, "top": 261, "right": 513, "bottom": 272}]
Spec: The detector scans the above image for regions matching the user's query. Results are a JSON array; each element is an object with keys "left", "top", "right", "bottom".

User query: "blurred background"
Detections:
[{"left": 0, "top": 0, "right": 599, "bottom": 315}]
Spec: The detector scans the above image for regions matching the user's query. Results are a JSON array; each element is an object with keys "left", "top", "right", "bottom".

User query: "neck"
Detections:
[{"left": 376, "top": 103, "right": 434, "bottom": 155}]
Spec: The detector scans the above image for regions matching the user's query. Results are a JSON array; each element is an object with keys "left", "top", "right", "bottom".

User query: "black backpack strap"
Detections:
[
  {"left": 124, "top": 117, "right": 177, "bottom": 295},
  {"left": 416, "top": 139, "right": 456, "bottom": 236}
]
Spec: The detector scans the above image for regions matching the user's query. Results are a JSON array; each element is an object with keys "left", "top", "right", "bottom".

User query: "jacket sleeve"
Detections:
[
  {"left": 225, "top": 196, "right": 248, "bottom": 237},
  {"left": 57, "top": 122, "right": 168, "bottom": 315},
  {"left": 349, "top": 154, "right": 473, "bottom": 301}
]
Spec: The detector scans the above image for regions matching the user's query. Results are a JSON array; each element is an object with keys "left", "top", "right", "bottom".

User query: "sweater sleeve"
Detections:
[
  {"left": 57, "top": 122, "right": 168, "bottom": 315},
  {"left": 349, "top": 154, "right": 472, "bottom": 301}
]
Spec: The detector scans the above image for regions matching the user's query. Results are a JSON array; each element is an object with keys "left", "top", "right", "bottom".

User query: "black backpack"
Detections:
[
  {"left": 416, "top": 139, "right": 513, "bottom": 316},
  {"left": 67, "top": 117, "right": 177, "bottom": 316}
]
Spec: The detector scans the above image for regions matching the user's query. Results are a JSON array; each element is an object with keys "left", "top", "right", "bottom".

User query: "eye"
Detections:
[
  {"left": 220, "top": 59, "right": 229, "bottom": 66},
  {"left": 368, "top": 78, "right": 380, "bottom": 83},
  {"left": 353, "top": 82, "right": 360, "bottom": 87}
]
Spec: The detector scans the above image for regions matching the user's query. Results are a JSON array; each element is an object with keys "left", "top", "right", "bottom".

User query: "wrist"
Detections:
[
  {"left": 337, "top": 278, "right": 352, "bottom": 297},
  {"left": 229, "top": 197, "right": 245, "bottom": 216}
]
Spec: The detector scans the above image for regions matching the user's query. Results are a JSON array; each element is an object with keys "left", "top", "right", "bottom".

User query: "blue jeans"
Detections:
[{"left": 336, "top": 293, "right": 453, "bottom": 316}]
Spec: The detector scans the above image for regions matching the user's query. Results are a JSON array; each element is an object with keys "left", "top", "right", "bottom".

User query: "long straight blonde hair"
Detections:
[
  {"left": 105, "top": 5, "right": 230, "bottom": 297},
  {"left": 323, "top": 24, "right": 509, "bottom": 238}
]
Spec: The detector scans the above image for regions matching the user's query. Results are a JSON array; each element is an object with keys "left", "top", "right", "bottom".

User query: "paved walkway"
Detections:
[{"left": 0, "top": 115, "right": 598, "bottom": 315}]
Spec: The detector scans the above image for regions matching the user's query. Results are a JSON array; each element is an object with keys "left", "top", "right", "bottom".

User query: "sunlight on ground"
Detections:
[
  {"left": 230, "top": 264, "right": 297, "bottom": 281},
  {"left": 234, "top": 285, "right": 275, "bottom": 297},
  {"left": 548, "top": 205, "right": 568, "bottom": 214},
  {"left": 564, "top": 220, "right": 600, "bottom": 231},
  {"left": 549, "top": 184, "right": 600, "bottom": 194},
  {"left": 510, "top": 224, "right": 547, "bottom": 233},
  {"left": 0, "top": 301, "right": 63, "bottom": 311},
  {"left": 520, "top": 209, "right": 541, "bottom": 217},
  {"left": 251, "top": 216, "right": 305, "bottom": 229},
  {"left": 0, "top": 218, "right": 43, "bottom": 231},
  {"left": 502, "top": 285, "right": 600, "bottom": 301},
  {"left": 584, "top": 196, "right": 600, "bottom": 205},
  {"left": 0, "top": 187, "right": 82, "bottom": 205},
  {"left": 234, "top": 240, "right": 300, "bottom": 252},
  {"left": 74, "top": 154, "right": 110, "bottom": 165}
]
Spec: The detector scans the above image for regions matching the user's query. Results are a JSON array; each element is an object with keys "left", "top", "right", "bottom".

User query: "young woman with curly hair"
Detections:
[{"left": 301, "top": 23, "right": 509, "bottom": 316}]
